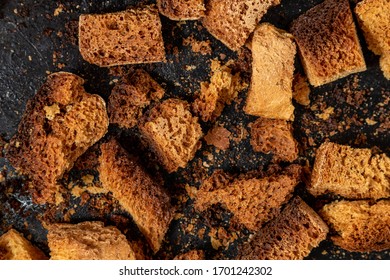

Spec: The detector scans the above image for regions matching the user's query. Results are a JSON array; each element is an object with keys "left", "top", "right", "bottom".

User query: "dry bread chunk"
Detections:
[
  {"left": 99, "top": 139, "right": 174, "bottom": 252},
  {"left": 290, "top": 0, "right": 366, "bottom": 87},
  {"left": 6, "top": 72, "right": 109, "bottom": 204},
  {"left": 139, "top": 98, "right": 202, "bottom": 173},
  {"left": 250, "top": 117, "right": 298, "bottom": 163},
  {"left": 194, "top": 165, "right": 301, "bottom": 231},
  {"left": 320, "top": 200, "right": 390, "bottom": 252},
  {"left": 108, "top": 69, "right": 165, "bottom": 129},
  {"left": 309, "top": 142, "right": 390, "bottom": 200},
  {"left": 0, "top": 229, "right": 47, "bottom": 260},
  {"left": 202, "top": 0, "right": 281, "bottom": 51},
  {"left": 157, "top": 0, "right": 205, "bottom": 20},
  {"left": 174, "top": 250, "right": 205, "bottom": 260},
  {"left": 47, "top": 221, "right": 136, "bottom": 260},
  {"left": 237, "top": 196, "right": 329, "bottom": 260},
  {"left": 79, "top": 6, "right": 166, "bottom": 67},
  {"left": 381, "top": 54, "right": 390, "bottom": 79},
  {"left": 244, "top": 24, "right": 296, "bottom": 120}
]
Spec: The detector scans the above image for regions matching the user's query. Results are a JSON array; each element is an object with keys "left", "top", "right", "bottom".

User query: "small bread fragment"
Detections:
[
  {"left": 237, "top": 196, "right": 329, "bottom": 260},
  {"left": 47, "top": 221, "right": 136, "bottom": 260},
  {"left": 108, "top": 69, "right": 165, "bottom": 129},
  {"left": 250, "top": 117, "right": 298, "bottom": 163},
  {"left": 79, "top": 6, "right": 166, "bottom": 67},
  {"left": 244, "top": 24, "right": 296, "bottom": 120},
  {"left": 157, "top": 0, "right": 205, "bottom": 20},
  {"left": 320, "top": 200, "right": 390, "bottom": 252},
  {"left": 174, "top": 250, "right": 205, "bottom": 260},
  {"left": 6, "top": 72, "right": 109, "bottom": 204},
  {"left": 194, "top": 165, "right": 301, "bottom": 231},
  {"left": 99, "top": 139, "right": 174, "bottom": 252},
  {"left": 139, "top": 99, "right": 202, "bottom": 173},
  {"left": 381, "top": 54, "right": 390, "bottom": 79},
  {"left": 309, "top": 142, "right": 390, "bottom": 200},
  {"left": 291, "top": 0, "right": 366, "bottom": 87},
  {"left": 202, "top": 0, "right": 281, "bottom": 51},
  {"left": 0, "top": 229, "right": 47, "bottom": 260}
]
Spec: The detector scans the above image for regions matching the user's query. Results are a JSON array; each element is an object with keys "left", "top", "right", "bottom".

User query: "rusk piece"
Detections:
[
  {"left": 309, "top": 142, "right": 390, "bottom": 199},
  {"left": 244, "top": 23, "right": 295, "bottom": 120},
  {"left": 157, "top": 0, "right": 205, "bottom": 20},
  {"left": 291, "top": 0, "right": 366, "bottom": 87},
  {"left": 237, "top": 197, "right": 329, "bottom": 260},
  {"left": 79, "top": 6, "right": 166, "bottom": 67},
  {"left": 174, "top": 250, "right": 205, "bottom": 260}
]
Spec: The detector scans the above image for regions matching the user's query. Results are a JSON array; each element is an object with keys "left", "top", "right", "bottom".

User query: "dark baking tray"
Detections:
[{"left": 0, "top": 0, "right": 389, "bottom": 260}]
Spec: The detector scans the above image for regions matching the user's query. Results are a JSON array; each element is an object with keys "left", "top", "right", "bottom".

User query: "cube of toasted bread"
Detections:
[
  {"left": 79, "top": 6, "right": 166, "bottom": 67},
  {"left": 99, "top": 139, "right": 175, "bottom": 252},
  {"left": 291, "top": 0, "right": 366, "bottom": 87},
  {"left": 157, "top": 0, "right": 205, "bottom": 20},
  {"left": 139, "top": 99, "right": 202, "bottom": 173},
  {"left": 244, "top": 24, "right": 296, "bottom": 120},
  {"left": 47, "top": 221, "right": 136, "bottom": 260},
  {"left": 6, "top": 72, "right": 109, "bottom": 204},
  {"left": 108, "top": 69, "right": 165, "bottom": 129},
  {"left": 194, "top": 165, "right": 301, "bottom": 231},
  {"left": 0, "top": 229, "right": 47, "bottom": 260},
  {"left": 237, "top": 196, "right": 329, "bottom": 260},
  {"left": 309, "top": 142, "right": 390, "bottom": 200},
  {"left": 202, "top": 0, "right": 281, "bottom": 51},
  {"left": 321, "top": 200, "right": 390, "bottom": 252},
  {"left": 173, "top": 250, "right": 205, "bottom": 260}
]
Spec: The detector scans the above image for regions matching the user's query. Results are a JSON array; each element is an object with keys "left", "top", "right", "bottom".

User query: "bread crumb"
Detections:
[
  {"left": 316, "top": 107, "right": 334, "bottom": 120},
  {"left": 183, "top": 35, "right": 212, "bottom": 55},
  {"left": 365, "top": 118, "right": 377, "bottom": 125},
  {"left": 53, "top": 4, "right": 64, "bottom": 17},
  {"left": 204, "top": 126, "right": 231, "bottom": 150}
]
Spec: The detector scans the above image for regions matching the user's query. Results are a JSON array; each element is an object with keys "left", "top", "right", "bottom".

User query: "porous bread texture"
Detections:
[
  {"left": 0, "top": 229, "right": 47, "bottom": 260},
  {"left": 47, "top": 221, "right": 136, "bottom": 260},
  {"left": 244, "top": 23, "right": 295, "bottom": 120},
  {"left": 139, "top": 98, "right": 203, "bottom": 173},
  {"left": 99, "top": 139, "right": 174, "bottom": 253},
  {"left": 250, "top": 117, "right": 298, "bottom": 163},
  {"left": 108, "top": 69, "right": 165, "bottom": 129},
  {"left": 202, "top": 0, "right": 281, "bottom": 51},
  {"left": 79, "top": 6, "right": 166, "bottom": 67},
  {"left": 381, "top": 54, "right": 390, "bottom": 79},
  {"left": 309, "top": 142, "right": 390, "bottom": 200},
  {"left": 6, "top": 72, "right": 109, "bottom": 204},
  {"left": 174, "top": 250, "right": 205, "bottom": 260},
  {"left": 320, "top": 200, "right": 390, "bottom": 252},
  {"left": 194, "top": 165, "right": 301, "bottom": 231},
  {"left": 157, "top": 0, "right": 205, "bottom": 20},
  {"left": 237, "top": 196, "right": 329, "bottom": 260},
  {"left": 290, "top": 0, "right": 366, "bottom": 87}
]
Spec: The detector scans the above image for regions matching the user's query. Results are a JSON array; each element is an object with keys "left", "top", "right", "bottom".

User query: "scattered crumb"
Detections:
[
  {"left": 365, "top": 118, "right": 377, "bottom": 126},
  {"left": 183, "top": 35, "right": 212, "bottom": 55},
  {"left": 53, "top": 4, "right": 64, "bottom": 17},
  {"left": 204, "top": 126, "right": 231, "bottom": 151},
  {"left": 316, "top": 107, "right": 334, "bottom": 120}
]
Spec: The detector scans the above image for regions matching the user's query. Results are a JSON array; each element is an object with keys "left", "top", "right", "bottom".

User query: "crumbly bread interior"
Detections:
[{"left": 157, "top": 0, "right": 205, "bottom": 20}]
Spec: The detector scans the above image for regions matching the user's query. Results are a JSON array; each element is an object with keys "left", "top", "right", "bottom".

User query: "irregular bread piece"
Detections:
[
  {"left": 6, "top": 72, "right": 109, "bottom": 204},
  {"left": 320, "top": 200, "right": 390, "bottom": 252},
  {"left": 244, "top": 23, "right": 295, "bottom": 120},
  {"left": 237, "top": 196, "right": 329, "bottom": 260},
  {"left": 157, "top": 0, "right": 205, "bottom": 20},
  {"left": 108, "top": 69, "right": 165, "bottom": 129},
  {"left": 194, "top": 165, "right": 301, "bottom": 231},
  {"left": 174, "top": 250, "right": 205, "bottom": 260},
  {"left": 139, "top": 98, "right": 203, "bottom": 173},
  {"left": 381, "top": 54, "right": 390, "bottom": 79},
  {"left": 309, "top": 142, "right": 390, "bottom": 199},
  {"left": 0, "top": 229, "right": 47, "bottom": 260},
  {"left": 99, "top": 139, "right": 174, "bottom": 252},
  {"left": 202, "top": 0, "right": 281, "bottom": 51},
  {"left": 291, "top": 0, "right": 366, "bottom": 87},
  {"left": 47, "top": 221, "right": 136, "bottom": 260},
  {"left": 79, "top": 6, "right": 166, "bottom": 67}
]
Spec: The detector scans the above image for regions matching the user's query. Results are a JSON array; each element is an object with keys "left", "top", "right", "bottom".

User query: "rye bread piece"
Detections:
[
  {"left": 79, "top": 5, "right": 166, "bottom": 67},
  {"left": 0, "top": 229, "right": 47, "bottom": 260},
  {"left": 6, "top": 72, "right": 109, "bottom": 204},
  {"left": 290, "top": 0, "right": 366, "bottom": 87},
  {"left": 320, "top": 200, "right": 390, "bottom": 252},
  {"left": 99, "top": 139, "right": 174, "bottom": 253},
  {"left": 202, "top": 0, "right": 281, "bottom": 51},
  {"left": 108, "top": 69, "right": 165, "bottom": 129},
  {"left": 237, "top": 196, "right": 329, "bottom": 260},
  {"left": 250, "top": 117, "right": 298, "bottom": 163},
  {"left": 139, "top": 98, "right": 203, "bottom": 173},
  {"left": 244, "top": 23, "right": 296, "bottom": 120},
  {"left": 194, "top": 165, "right": 301, "bottom": 231},
  {"left": 157, "top": 0, "right": 205, "bottom": 20},
  {"left": 174, "top": 250, "right": 205, "bottom": 260},
  {"left": 47, "top": 221, "right": 136, "bottom": 260},
  {"left": 309, "top": 142, "right": 390, "bottom": 200}
]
